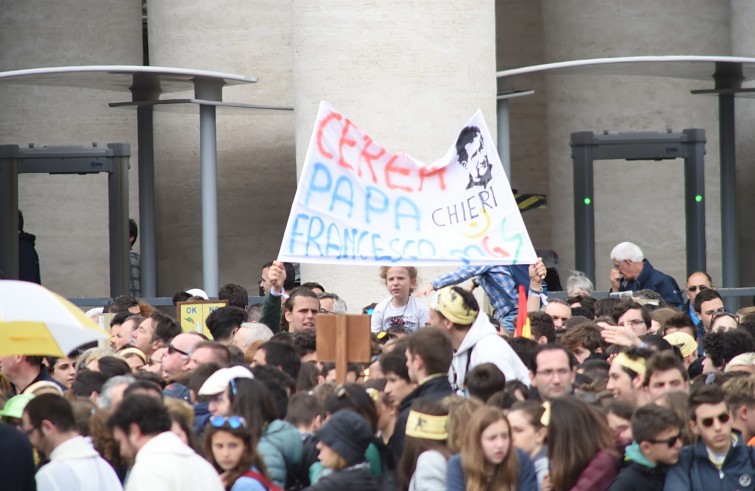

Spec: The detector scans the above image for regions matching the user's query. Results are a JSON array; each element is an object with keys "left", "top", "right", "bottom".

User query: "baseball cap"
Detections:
[{"left": 198, "top": 366, "right": 253, "bottom": 396}]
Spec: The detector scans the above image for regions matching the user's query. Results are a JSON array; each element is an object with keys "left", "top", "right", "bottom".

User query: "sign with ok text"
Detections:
[{"left": 278, "top": 102, "right": 536, "bottom": 266}]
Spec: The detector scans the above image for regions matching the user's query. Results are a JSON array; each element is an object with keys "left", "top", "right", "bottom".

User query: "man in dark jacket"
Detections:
[
  {"left": 388, "top": 327, "right": 453, "bottom": 460},
  {"left": 0, "top": 422, "right": 36, "bottom": 491},
  {"left": 609, "top": 404, "right": 682, "bottom": 491},
  {"left": 609, "top": 242, "right": 683, "bottom": 307},
  {"left": 664, "top": 384, "right": 755, "bottom": 490},
  {"left": 18, "top": 211, "right": 40, "bottom": 284}
]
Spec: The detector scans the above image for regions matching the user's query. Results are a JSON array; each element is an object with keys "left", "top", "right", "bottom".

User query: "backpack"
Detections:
[{"left": 242, "top": 469, "right": 285, "bottom": 491}]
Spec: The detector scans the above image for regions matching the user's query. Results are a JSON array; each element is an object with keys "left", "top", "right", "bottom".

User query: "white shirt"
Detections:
[
  {"left": 36, "top": 435, "right": 122, "bottom": 491},
  {"left": 126, "top": 432, "right": 223, "bottom": 491},
  {"left": 370, "top": 296, "right": 429, "bottom": 333}
]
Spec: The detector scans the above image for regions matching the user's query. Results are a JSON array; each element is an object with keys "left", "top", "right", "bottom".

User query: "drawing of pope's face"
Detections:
[{"left": 457, "top": 126, "right": 493, "bottom": 190}]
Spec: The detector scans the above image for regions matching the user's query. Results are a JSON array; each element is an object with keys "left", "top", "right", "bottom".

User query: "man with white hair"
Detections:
[
  {"left": 231, "top": 322, "right": 274, "bottom": 352},
  {"left": 609, "top": 241, "right": 683, "bottom": 307}
]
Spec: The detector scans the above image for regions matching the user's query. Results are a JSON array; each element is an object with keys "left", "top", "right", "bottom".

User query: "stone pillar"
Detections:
[
  {"left": 0, "top": 0, "right": 142, "bottom": 297},
  {"left": 730, "top": 0, "right": 755, "bottom": 291},
  {"left": 293, "top": 1, "right": 497, "bottom": 311},
  {"left": 496, "top": 0, "right": 551, "bottom": 264},
  {"left": 148, "top": 0, "right": 296, "bottom": 295},
  {"left": 539, "top": 0, "right": 728, "bottom": 290}
]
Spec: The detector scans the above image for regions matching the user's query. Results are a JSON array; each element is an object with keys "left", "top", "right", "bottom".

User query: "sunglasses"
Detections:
[
  {"left": 167, "top": 345, "right": 190, "bottom": 357},
  {"left": 648, "top": 431, "right": 682, "bottom": 447},
  {"left": 687, "top": 285, "right": 708, "bottom": 293},
  {"left": 209, "top": 415, "right": 247, "bottom": 429},
  {"left": 699, "top": 412, "right": 730, "bottom": 428}
]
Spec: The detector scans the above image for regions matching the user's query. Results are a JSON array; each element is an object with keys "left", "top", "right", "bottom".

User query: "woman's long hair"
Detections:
[
  {"left": 441, "top": 395, "right": 483, "bottom": 453},
  {"left": 396, "top": 400, "right": 452, "bottom": 491},
  {"left": 204, "top": 420, "right": 267, "bottom": 490},
  {"left": 229, "top": 378, "right": 279, "bottom": 438},
  {"left": 548, "top": 396, "right": 617, "bottom": 491},
  {"left": 460, "top": 406, "right": 519, "bottom": 491}
]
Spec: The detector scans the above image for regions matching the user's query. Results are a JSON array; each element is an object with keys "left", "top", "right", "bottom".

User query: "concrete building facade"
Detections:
[{"left": 2, "top": 1, "right": 753, "bottom": 309}]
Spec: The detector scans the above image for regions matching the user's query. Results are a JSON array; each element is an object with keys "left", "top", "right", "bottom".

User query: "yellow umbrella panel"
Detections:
[{"left": 0, "top": 281, "right": 107, "bottom": 357}]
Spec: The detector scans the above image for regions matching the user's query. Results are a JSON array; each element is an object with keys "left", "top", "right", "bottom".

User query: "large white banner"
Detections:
[{"left": 278, "top": 102, "right": 536, "bottom": 266}]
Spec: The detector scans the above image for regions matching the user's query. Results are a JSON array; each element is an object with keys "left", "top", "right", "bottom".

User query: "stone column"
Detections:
[
  {"left": 148, "top": 0, "right": 296, "bottom": 295},
  {"left": 539, "top": 0, "right": 728, "bottom": 290},
  {"left": 730, "top": 0, "right": 755, "bottom": 290},
  {"left": 496, "top": 0, "right": 551, "bottom": 264},
  {"left": 0, "top": 0, "right": 142, "bottom": 297},
  {"left": 293, "top": 1, "right": 497, "bottom": 311}
]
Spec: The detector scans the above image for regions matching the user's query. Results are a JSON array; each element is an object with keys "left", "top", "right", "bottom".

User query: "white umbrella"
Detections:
[{"left": 0, "top": 280, "right": 107, "bottom": 357}]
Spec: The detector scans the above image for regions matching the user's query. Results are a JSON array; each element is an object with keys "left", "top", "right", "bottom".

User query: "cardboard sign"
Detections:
[
  {"left": 278, "top": 102, "right": 537, "bottom": 266},
  {"left": 177, "top": 300, "right": 228, "bottom": 339},
  {"left": 316, "top": 314, "right": 372, "bottom": 384}
]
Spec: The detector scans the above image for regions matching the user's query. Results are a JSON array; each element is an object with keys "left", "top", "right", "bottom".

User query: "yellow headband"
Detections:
[
  {"left": 434, "top": 287, "right": 478, "bottom": 325},
  {"left": 540, "top": 401, "right": 551, "bottom": 427},
  {"left": 613, "top": 352, "right": 646, "bottom": 379},
  {"left": 119, "top": 347, "right": 147, "bottom": 364},
  {"left": 405, "top": 410, "right": 448, "bottom": 440}
]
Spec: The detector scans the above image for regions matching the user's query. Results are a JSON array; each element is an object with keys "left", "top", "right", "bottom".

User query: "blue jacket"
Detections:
[
  {"left": 663, "top": 435, "right": 755, "bottom": 491},
  {"left": 446, "top": 448, "right": 537, "bottom": 491},
  {"left": 193, "top": 401, "right": 211, "bottom": 436},
  {"left": 621, "top": 260, "right": 683, "bottom": 307},
  {"left": 258, "top": 419, "right": 303, "bottom": 488}
]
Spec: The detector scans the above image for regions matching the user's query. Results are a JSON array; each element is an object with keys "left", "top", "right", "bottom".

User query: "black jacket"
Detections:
[
  {"left": 18, "top": 231, "right": 41, "bottom": 284},
  {"left": 0, "top": 423, "right": 36, "bottom": 491},
  {"left": 388, "top": 374, "right": 453, "bottom": 460},
  {"left": 608, "top": 462, "right": 667, "bottom": 491},
  {"left": 303, "top": 464, "right": 379, "bottom": 491}
]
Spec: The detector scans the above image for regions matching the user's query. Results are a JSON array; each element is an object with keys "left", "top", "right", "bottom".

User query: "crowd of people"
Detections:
[{"left": 2, "top": 241, "right": 755, "bottom": 491}]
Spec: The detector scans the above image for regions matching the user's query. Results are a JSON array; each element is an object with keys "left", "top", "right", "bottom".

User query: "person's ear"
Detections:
[
  {"left": 639, "top": 441, "right": 652, "bottom": 456},
  {"left": 535, "top": 426, "right": 547, "bottom": 445},
  {"left": 284, "top": 310, "right": 293, "bottom": 323},
  {"left": 737, "top": 404, "right": 748, "bottom": 422},
  {"left": 529, "top": 370, "right": 538, "bottom": 388},
  {"left": 40, "top": 419, "right": 55, "bottom": 435},
  {"left": 632, "top": 375, "right": 643, "bottom": 390},
  {"left": 689, "top": 419, "right": 699, "bottom": 436}
]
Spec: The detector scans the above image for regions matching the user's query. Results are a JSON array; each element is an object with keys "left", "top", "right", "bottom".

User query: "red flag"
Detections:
[{"left": 515, "top": 285, "right": 532, "bottom": 339}]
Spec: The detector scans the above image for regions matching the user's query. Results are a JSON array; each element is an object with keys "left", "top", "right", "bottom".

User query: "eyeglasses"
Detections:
[
  {"left": 536, "top": 368, "right": 572, "bottom": 378},
  {"left": 621, "top": 319, "right": 647, "bottom": 328},
  {"left": 647, "top": 431, "right": 682, "bottom": 447},
  {"left": 167, "top": 345, "right": 189, "bottom": 357},
  {"left": 209, "top": 415, "right": 247, "bottom": 429},
  {"left": 319, "top": 308, "right": 335, "bottom": 314},
  {"left": 687, "top": 285, "right": 708, "bottom": 293},
  {"left": 699, "top": 412, "right": 730, "bottom": 428}
]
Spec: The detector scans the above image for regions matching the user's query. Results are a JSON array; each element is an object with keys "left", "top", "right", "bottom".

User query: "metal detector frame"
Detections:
[
  {"left": 570, "top": 129, "right": 706, "bottom": 283},
  {"left": 0, "top": 143, "right": 130, "bottom": 297}
]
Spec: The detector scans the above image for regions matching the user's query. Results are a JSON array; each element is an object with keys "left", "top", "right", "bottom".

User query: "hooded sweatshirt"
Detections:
[
  {"left": 448, "top": 312, "right": 530, "bottom": 391},
  {"left": 607, "top": 442, "right": 667, "bottom": 491}
]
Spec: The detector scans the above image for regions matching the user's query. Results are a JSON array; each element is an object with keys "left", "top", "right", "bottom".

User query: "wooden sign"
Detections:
[
  {"left": 177, "top": 300, "right": 228, "bottom": 339},
  {"left": 316, "top": 314, "right": 371, "bottom": 384}
]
